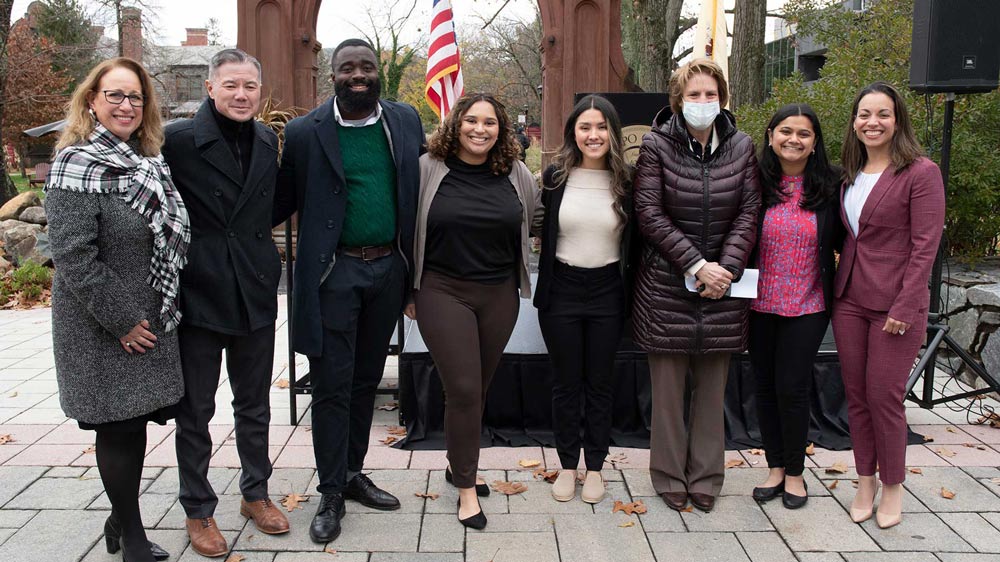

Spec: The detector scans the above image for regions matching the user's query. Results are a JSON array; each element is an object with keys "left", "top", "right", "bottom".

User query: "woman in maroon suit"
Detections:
[{"left": 832, "top": 82, "right": 944, "bottom": 529}]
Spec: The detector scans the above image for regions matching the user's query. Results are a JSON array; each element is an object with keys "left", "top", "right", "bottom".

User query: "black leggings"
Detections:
[
  {"left": 96, "top": 427, "right": 154, "bottom": 561},
  {"left": 414, "top": 270, "right": 519, "bottom": 488},
  {"left": 538, "top": 261, "right": 624, "bottom": 471},
  {"left": 748, "top": 310, "right": 828, "bottom": 476}
]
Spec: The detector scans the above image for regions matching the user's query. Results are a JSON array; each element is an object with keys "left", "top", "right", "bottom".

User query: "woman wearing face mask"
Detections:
[
  {"left": 748, "top": 104, "right": 842, "bottom": 510},
  {"left": 534, "top": 95, "right": 634, "bottom": 504},
  {"left": 832, "top": 82, "right": 944, "bottom": 529},
  {"left": 408, "top": 93, "right": 542, "bottom": 529},
  {"left": 633, "top": 58, "right": 760, "bottom": 513}
]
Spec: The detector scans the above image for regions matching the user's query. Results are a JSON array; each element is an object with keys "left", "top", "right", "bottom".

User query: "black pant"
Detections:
[
  {"left": 176, "top": 323, "right": 275, "bottom": 518},
  {"left": 310, "top": 253, "right": 405, "bottom": 494},
  {"left": 538, "top": 261, "right": 624, "bottom": 471},
  {"left": 748, "top": 310, "right": 828, "bottom": 476}
]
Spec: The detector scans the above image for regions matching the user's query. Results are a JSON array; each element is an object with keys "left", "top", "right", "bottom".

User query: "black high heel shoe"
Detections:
[
  {"left": 456, "top": 498, "right": 487, "bottom": 530},
  {"left": 445, "top": 466, "right": 490, "bottom": 497},
  {"left": 104, "top": 515, "right": 169, "bottom": 561}
]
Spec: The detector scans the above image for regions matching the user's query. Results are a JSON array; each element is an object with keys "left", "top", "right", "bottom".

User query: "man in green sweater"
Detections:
[{"left": 273, "top": 39, "right": 424, "bottom": 543}]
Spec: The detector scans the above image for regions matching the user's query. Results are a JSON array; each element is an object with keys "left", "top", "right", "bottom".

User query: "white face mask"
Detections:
[{"left": 682, "top": 101, "right": 720, "bottom": 131}]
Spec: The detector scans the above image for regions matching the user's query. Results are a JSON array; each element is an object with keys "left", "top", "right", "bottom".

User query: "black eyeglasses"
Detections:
[{"left": 102, "top": 90, "right": 145, "bottom": 107}]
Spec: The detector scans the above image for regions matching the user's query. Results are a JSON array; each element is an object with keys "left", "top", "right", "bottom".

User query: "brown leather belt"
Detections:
[{"left": 338, "top": 244, "right": 393, "bottom": 261}]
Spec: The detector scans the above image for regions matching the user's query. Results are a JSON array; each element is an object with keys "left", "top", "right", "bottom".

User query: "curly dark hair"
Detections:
[{"left": 426, "top": 93, "right": 521, "bottom": 176}]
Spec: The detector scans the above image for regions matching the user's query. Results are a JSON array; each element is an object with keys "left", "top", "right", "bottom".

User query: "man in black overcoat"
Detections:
[
  {"left": 272, "top": 38, "right": 424, "bottom": 543},
  {"left": 163, "top": 48, "right": 289, "bottom": 558}
]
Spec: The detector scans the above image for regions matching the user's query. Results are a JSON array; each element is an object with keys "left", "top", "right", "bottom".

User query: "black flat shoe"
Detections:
[
  {"left": 309, "top": 493, "right": 345, "bottom": 543},
  {"left": 752, "top": 481, "right": 785, "bottom": 502},
  {"left": 104, "top": 515, "right": 169, "bottom": 561},
  {"left": 344, "top": 473, "right": 401, "bottom": 510},
  {"left": 457, "top": 498, "right": 487, "bottom": 530},
  {"left": 782, "top": 481, "right": 808, "bottom": 509},
  {"left": 445, "top": 466, "right": 490, "bottom": 497}
]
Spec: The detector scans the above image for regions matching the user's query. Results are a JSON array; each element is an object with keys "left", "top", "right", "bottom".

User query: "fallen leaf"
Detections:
[
  {"left": 491, "top": 481, "right": 528, "bottom": 495},
  {"left": 518, "top": 459, "right": 541, "bottom": 468},
  {"left": 379, "top": 436, "right": 397, "bottom": 445},
  {"left": 273, "top": 379, "right": 290, "bottom": 389},
  {"left": 946, "top": 426, "right": 957, "bottom": 433},
  {"left": 908, "top": 467, "right": 923, "bottom": 475},
  {"left": 532, "top": 468, "right": 559, "bottom": 483},
  {"left": 825, "top": 462, "right": 849, "bottom": 474},
  {"left": 82, "top": 445, "right": 96, "bottom": 454},
  {"left": 304, "top": 426, "right": 312, "bottom": 432},
  {"left": 977, "top": 445, "right": 987, "bottom": 450},
  {"left": 923, "top": 435, "right": 935, "bottom": 443},
  {"left": 618, "top": 520, "right": 635, "bottom": 527},
  {"left": 0, "top": 434, "right": 14, "bottom": 445},
  {"left": 386, "top": 426, "right": 407, "bottom": 436},
  {"left": 974, "top": 412, "right": 1000, "bottom": 427},
  {"left": 748, "top": 448, "right": 765, "bottom": 455},
  {"left": 990, "top": 477, "right": 1000, "bottom": 485},
  {"left": 941, "top": 487, "right": 956, "bottom": 499},
  {"left": 376, "top": 401, "right": 398, "bottom": 411},
  {"left": 962, "top": 443, "right": 977, "bottom": 448},
  {"left": 611, "top": 500, "right": 647, "bottom": 515},
  {"left": 851, "top": 479, "right": 859, "bottom": 488},
  {"left": 805, "top": 443, "right": 815, "bottom": 456},
  {"left": 281, "top": 493, "right": 309, "bottom": 512},
  {"left": 681, "top": 505, "right": 694, "bottom": 512},
  {"left": 827, "top": 480, "right": 839, "bottom": 489},
  {"left": 724, "top": 459, "right": 745, "bottom": 469},
  {"left": 8, "top": 391, "right": 17, "bottom": 398},
  {"left": 935, "top": 447, "right": 957, "bottom": 458},
  {"left": 225, "top": 555, "right": 245, "bottom": 562},
  {"left": 605, "top": 452, "right": 628, "bottom": 468},
  {"left": 324, "top": 547, "right": 337, "bottom": 555},
  {"left": 414, "top": 492, "right": 439, "bottom": 500}
]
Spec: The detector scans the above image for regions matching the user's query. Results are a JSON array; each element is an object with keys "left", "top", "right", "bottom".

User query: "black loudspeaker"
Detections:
[{"left": 909, "top": 0, "right": 1000, "bottom": 93}]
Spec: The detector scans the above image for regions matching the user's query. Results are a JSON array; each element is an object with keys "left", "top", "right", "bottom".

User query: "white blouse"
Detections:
[{"left": 844, "top": 171, "right": 882, "bottom": 236}]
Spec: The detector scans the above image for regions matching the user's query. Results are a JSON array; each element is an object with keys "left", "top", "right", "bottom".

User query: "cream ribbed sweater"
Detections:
[{"left": 555, "top": 168, "right": 623, "bottom": 268}]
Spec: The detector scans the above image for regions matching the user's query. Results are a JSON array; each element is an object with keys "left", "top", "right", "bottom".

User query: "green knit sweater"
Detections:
[{"left": 336, "top": 123, "right": 397, "bottom": 247}]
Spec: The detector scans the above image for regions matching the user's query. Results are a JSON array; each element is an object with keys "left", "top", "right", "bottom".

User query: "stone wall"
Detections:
[{"left": 938, "top": 258, "right": 1000, "bottom": 396}]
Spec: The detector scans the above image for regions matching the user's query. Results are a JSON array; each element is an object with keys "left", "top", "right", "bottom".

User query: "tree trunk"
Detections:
[
  {"left": 1, "top": 0, "right": 19, "bottom": 205},
  {"left": 730, "top": 0, "right": 767, "bottom": 110},
  {"left": 622, "top": 0, "right": 685, "bottom": 92}
]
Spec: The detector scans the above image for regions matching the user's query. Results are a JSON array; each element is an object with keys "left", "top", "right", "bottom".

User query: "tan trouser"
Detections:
[{"left": 648, "top": 352, "right": 731, "bottom": 496}]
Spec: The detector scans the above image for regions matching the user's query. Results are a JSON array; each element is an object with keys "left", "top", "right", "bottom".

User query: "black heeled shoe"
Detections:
[
  {"left": 752, "top": 480, "right": 785, "bottom": 502},
  {"left": 457, "top": 498, "right": 487, "bottom": 530},
  {"left": 104, "top": 515, "right": 169, "bottom": 561},
  {"left": 782, "top": 481, "right": 809, "bottom": 509},
  {"left": 445, "top": 466, "right": 490, "bottom": 497}
]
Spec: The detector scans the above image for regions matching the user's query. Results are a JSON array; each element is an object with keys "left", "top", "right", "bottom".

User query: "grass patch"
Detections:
[
  {"left": 7, "top": 172, "right": 44, "bottom": 200},
  {"left": 0, "top": 260, "right": 52, "bottom": 308}
]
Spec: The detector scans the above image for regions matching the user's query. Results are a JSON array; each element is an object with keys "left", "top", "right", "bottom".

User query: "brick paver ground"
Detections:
[{"left": 1, "top": 304, "right": 999, "bottom": 561}]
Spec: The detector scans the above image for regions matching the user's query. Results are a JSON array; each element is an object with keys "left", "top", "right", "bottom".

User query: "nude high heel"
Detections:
[{"left": 850, "top": 479, "right": 880, "bottom": 523}]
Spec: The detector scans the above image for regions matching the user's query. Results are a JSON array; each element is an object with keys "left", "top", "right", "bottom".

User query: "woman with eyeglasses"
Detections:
[{"left": 45, "top": 57, "right": 190, "bottom": 562}]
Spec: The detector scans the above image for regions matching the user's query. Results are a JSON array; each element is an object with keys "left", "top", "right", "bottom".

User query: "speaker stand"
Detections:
[{"left": 905, "top": 93, "right": 1000, "bottom": 407}]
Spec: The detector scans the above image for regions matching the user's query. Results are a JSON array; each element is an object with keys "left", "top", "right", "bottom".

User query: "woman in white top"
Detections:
[
  {"left": 832, "top": 82, "right": 944, "bottom": 529},
  {"left": 533, "top": 95, "right": 633, "bottom": 504}
]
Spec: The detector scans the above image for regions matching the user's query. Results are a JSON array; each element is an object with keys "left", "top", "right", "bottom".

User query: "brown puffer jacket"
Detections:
[{"left": 632, "top": 107, "right": 761, "bottom": 354}]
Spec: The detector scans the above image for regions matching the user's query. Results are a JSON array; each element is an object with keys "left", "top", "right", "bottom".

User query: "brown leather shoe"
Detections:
[
  {"left": 185, "top": 517, "right": 228, "bottom": 558},
  {"left": 240, "top": 498, "right": 290, "bottom": 534},
  {"left": 660, "top": 491, "right": 689, "bottom": 511},
  {"left": 689, "top": 492, "right": 716, "bottom": 512}
]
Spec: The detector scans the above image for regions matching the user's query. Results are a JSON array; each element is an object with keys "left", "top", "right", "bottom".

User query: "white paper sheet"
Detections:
[{"left": 685, "top": 268, "right": 759, "bottom": 299}]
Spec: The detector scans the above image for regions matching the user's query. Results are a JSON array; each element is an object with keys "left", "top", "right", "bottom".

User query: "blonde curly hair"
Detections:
[{"left": 426, "top": 93, "right": 520, "bottom": 176}]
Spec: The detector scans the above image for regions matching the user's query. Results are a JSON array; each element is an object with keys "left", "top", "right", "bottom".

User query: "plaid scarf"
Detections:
[{"left": 46, "top": 124, "right": 191, "bottom": 331}]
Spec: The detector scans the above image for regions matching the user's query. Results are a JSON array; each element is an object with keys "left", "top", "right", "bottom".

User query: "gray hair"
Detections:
[{"left": 208, "top": 48, "right": 262, "bottom": 83}]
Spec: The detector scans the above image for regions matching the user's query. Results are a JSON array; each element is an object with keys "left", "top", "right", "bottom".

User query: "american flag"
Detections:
[{"left": 425, "top": 0, "right": 465, "bottom": 119}]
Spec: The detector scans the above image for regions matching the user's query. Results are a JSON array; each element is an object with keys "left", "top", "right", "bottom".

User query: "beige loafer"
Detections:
[
  {"left": 581, "top": 470, "right": 605, "bottom": 504},
  {"left": 551, "top": 470, "right": 577, "bottom": 502}
]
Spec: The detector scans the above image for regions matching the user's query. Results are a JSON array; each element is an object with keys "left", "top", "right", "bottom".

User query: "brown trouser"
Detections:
[
  {"left": 648, "top": 352, "right": 731, "bottom": 496},
  {"left": 414, "top": 271, "right": 519, "bottom": 488}
]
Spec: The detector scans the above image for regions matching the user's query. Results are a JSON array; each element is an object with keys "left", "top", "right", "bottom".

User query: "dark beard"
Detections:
[{"left": 335, "top": 78, "right": 381, "bottom": 115}]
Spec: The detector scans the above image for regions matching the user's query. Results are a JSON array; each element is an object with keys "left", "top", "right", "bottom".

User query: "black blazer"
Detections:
[
  {"left": 163, "top": 100, "right": 281, "bottom": 334},
  {"left": 749, "top": 187, "right": 844, "bottom": 314},
  {"left": 533, "top": 164, "right": 638, "bottom": 312},
  {"left": 273, "top": 98, "right": 424, "bottom": 357}
]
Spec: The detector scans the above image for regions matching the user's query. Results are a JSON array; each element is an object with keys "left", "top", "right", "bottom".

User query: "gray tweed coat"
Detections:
[{"left": 46, "top": 188, "right": 184, "bottom": 424}]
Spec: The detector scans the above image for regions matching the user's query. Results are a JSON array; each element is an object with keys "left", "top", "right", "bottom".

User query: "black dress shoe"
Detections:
[
  {"left": 104, "top": 515, "right": 169, "bottom": 561},
  {"left": 344, "top": 473, "right": 401, "bottom": 510},
  {"left": 457, "top": 498, "right": 487, "bottom": 530},
  {"left": 752, "top": 481, "right": 785, "bottom": 502},
  {"left": 660, "top": 491, "right": 689, "bottom": 511},
  {"left": 309, "top": 493, "right": 345, "bottom": 543},
  {"left": 782, "top": 481, "right": 808, "bottom": 509},
  {"left": 689, "top": 492, "right": 716, "bottom": 512},
  {"left": 445, "top": 466, "right": 491, "bottom": 497}
]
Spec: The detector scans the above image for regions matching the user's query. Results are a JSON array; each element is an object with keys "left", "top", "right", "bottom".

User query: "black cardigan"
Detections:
[{"left": 533, "top": 164, "right": 638, "bottom": 312}]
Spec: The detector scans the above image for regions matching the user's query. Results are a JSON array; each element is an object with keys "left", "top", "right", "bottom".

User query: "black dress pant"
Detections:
[
  {"left": 176, "top": 322, "right": 276, "bottom": 518},
  {"left": 538, "top": 261, "right": 624, "bottom": 471},
  {"left": 309, "top": 253, "right": 405, "bottom": 494},
  {"left": 748, "top": 310, "right": 828, "bottom": 477}
]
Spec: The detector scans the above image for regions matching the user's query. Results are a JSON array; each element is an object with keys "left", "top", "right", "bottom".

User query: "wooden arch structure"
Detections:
[{"left": 236, "top": 0, "right": 630, "bottom": 158}]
